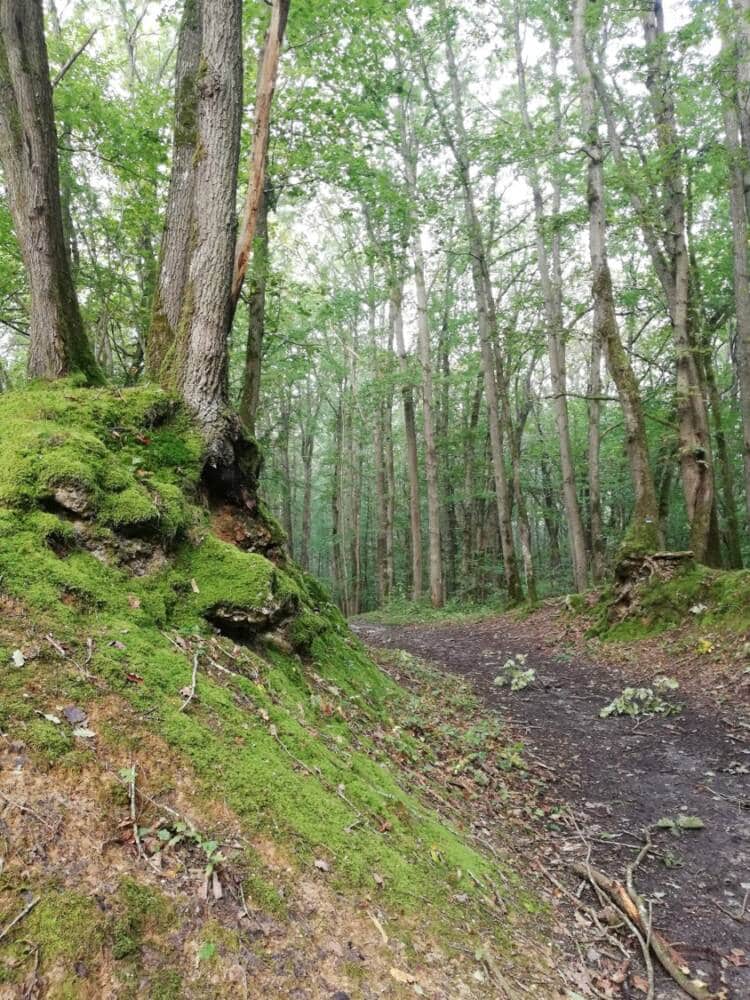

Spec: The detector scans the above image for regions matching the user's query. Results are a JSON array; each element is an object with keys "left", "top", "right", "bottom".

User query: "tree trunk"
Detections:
[
  {"left": 512, "top": 5, "right": 588, "bottom": 592},
  {"left": 238, "top": 175, "right": 272, "bottom": 435},
  {"left": 720, "top": 0, "right": 750, "bottom": 529},
  {"left": 148, "top": 0, "right": 201, "bottom": 377},
  {"left": 572, "top": 0, "right": 661, "bottom": 555},
  {"left": 300, "top": 422, "right": 314, "bottom": 572},
  {"left": 587, "top": 326, "right": 606, "bottom": 580},
  {"left": 175, "top": 0, "right": 243, "bottom": 468},
  {"left": 732, "top": 0, "right": 750, "bottom": 216},
  {"left": 0, "top": 0, "right": 99, "bottom": 382},
  {"left": 399, "top": 108, "right": 443, "bottom": 608},
  {"left": 461, "top": 373, "right": 483, "bottom": 590},
  {"left": 232, "top": 0, "right": 290, "bottom": 309},
  {"left": 391, "top": 279, "right": 423, "bottom": 601},
  {"left": 427, "top": 15, "right": 523, "bottom": 601},
  {"left": 640, "top": 2, "right": 718, "bottom": 563}
]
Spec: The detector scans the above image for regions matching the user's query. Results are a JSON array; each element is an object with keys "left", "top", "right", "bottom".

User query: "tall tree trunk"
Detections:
[
  {"left": 424, "top": 14, "right": 523, "bottom": 601},
  {"left": 640, "top": 2, "right": 718, "bottom": 563},
  {"left": 238, "top": 175, "right": 272, "bottom": 435},
  {"left": 572, "top": 0, "right": 661, "bottom": 555},
  {"left": 0, "top": 0, "right": 99, "bottom": 382},
  {"left": 391, "top": 279, "right": 423, "bottom": 601},
  {"left": 331, "top": 394, "right": 347, "bottom": 610},
  {"left": 461, "top": 373, "right": 483, "bottom": 590},
  {"left": 732, "top": 0, "right": 750, "bottom": 216},
  {"left": 384, "top": 317, "right": 396, "bottom": 600},
  {"left": 512, "top": 5, "right": 588, "bottom": 592},
  {"left": 720, "top": 0, "right": 750, "bottom": 529},
  {"left": 399, "top": 110, "right": 443, "bottom": 607},
  {"left": 176, "top": 0, "right": 243, "bottom": 468},
  {"left": 232, "top": 0, "right": 290, "bottom": 309},
  {"left": 148, "top": 0, "right": 201, "bottom": 377},
  {"left": 587, "top": 327, "right": 606, "bottom": 580}
]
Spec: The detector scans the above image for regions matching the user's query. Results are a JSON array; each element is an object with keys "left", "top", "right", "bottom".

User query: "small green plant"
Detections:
[
  {"left": 655, "top": 814, "right": 705, "bottom": 833},
  {"left": 493, "top": 653, "right": 535, "bottom": 692},
  {"left": 599, "top": 676, "right": 681, "bottom": 718}
]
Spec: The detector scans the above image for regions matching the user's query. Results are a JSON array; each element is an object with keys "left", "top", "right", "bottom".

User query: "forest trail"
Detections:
[{"left": 353, "top": 616, "right": 750, "bottom": 1000}]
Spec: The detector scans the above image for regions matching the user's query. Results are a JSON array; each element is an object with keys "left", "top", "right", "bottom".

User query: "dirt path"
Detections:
[{"left": 353, "top": 616, "right": 750, "bottom": 1000}]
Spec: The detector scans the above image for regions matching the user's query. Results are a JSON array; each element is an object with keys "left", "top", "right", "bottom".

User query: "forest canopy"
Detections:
[{"left": 0, "top": 0, "right": 749, "bottom": 612}]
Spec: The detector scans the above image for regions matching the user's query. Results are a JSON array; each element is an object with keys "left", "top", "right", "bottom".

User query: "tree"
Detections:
[
  {"left": 0, "top": 0, "right": 99, "bottom": 382},
  {"left": 571, "top": 0, "right": 661, "bottom": 555}
]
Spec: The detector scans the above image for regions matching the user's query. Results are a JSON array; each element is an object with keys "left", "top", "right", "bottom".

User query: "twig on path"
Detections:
[
  {"left": 571, "top": 860, "right": 721, "bottom": 1000},
  {"left": 0, "top": 790, "right": 56, "bottom": 832},
  {"left": 0, "top": 896, "right": 39, "bottom": 943}
]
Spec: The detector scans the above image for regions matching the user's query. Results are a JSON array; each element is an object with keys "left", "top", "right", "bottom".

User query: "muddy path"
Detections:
[{"left": 353, "top": 616, "right": 750, "bottom": 999}]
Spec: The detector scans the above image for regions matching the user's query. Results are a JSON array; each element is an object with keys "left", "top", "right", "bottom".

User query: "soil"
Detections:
[{"left": 354, "top": 613, "right": 750, "bottom": 1000}]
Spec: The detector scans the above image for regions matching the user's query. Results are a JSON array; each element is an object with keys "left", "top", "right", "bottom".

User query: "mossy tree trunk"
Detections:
[
  {"left": 572, "top": 0, "right": 661, "bottom": 557},
  {"left": 238, "top": 175, "right": 272, "bottom": 436},
  {"left": 147, "top": 0, "right": 202, "bottom": 378},
  {"left": 0, "top": 0, "right": 99, "bottom": 383},
  {"left": 149, "top": 0, "right": 243, "bottom": 474}
]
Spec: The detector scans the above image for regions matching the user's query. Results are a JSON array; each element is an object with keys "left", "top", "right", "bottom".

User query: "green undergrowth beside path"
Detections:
[
  {"left": 0, "top": 383, "right": 545, "bottom": 995},
  {"left": 354, "top": 596, "right": 506, "bottom": 626}
]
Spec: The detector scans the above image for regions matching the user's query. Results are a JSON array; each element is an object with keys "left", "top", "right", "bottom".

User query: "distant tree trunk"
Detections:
[
  {"left": 399, "top": 111, "right": 443, "bottom": 608},
  {"left": 238, "top": 175, "right": 272, "bottom": 435},
  {"left": 391, "top": 279, "right": 423, "bottom": 601},
  {"left": 506, "top": 367, "right": 537, "bottom": 602},
  {"left": 427, "top": 17, "right": 523, "bottom": 601},
  {"left": 300, "top": 423, "right": 314, "bottom": 572},
  {"left": 720, "top": 0, "right": 750, "bottom": 528},
  {"left": 640, "top": 2, "right": 718, "bottom": 563},
  {"left": 279, "top": 398, "right": 294, "bottom": 556},
  {"left": 587, "top": 328, "right": 606, "bottom": 580},
  {"left": 461, "top": 373, "right": 483, "bottom": 589},
  {"left": 0, "top": 0, "right": 99, "bottom": 382},
  {"left": 572, "top": 0, "right": 661, "bottom": 555},
  {"left": 438, "top": 312, "right": 458, "bottom": 598},
  {"left": 331, "top": 394, "right": 347, "bottom": 609},
  {"left": 512, "top": 7, "right": 588, "bottom": 592},
  {"left": 384, "top": 318, "right": 396, "bottom": 599},
  {"left": 231, "top": 0, "right": 290, "bottom": 310}
]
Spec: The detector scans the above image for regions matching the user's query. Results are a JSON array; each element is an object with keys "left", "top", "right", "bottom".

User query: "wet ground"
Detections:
[{"left": 354, "top": 616, "right": 750, "bottom": 999}]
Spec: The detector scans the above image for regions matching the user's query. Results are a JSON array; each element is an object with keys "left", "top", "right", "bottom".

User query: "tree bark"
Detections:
[
  {"left": 0, "top": 0, "right": 99, "bottom": 382},
  {"left": 512, "top": 5, "right": 588, "bottom": 592},
  {"left": 391, "top": 279, "right": 423, "bottom": 601},
  {"left": 399, "top": 117, "right": 443, "bottom": 607},
  {"left": 639, "top": 2, "right": 718, "bottom": 564},
  {"left": 175, "top": 0, "right": 243, "bottom": 468},
  {"left": 238, "top": 175, "right": 272, "bottom": 435},
  {"left": 148, "top": 0, "right": 201, "bottom": 377},
  {"left": 232, "top": 0, "right": 290, "bottom": 309},
  {"left": 720, "top": 0, "right": 750, "bottom": 529},
  {"left": 572, "top": 0, "right": 661, "bottom": 555},
  {"left": 587, "top": 326, "right": 606, "bottom": 580}
]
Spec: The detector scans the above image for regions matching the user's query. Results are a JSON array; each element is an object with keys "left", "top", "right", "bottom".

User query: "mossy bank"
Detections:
[{"left": 0, "top": 383, "right": 558, "bottom": 998}]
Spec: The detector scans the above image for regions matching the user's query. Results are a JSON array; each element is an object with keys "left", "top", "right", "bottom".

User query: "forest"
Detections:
[
  {"left": 0, "top": 0, "right": 748, "bottom": 610},
  {"left": 0, "top": 1, "right": 748, "bottom": 998}
]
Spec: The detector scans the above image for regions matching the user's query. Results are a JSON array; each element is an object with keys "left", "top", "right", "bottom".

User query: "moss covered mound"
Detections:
[
  {"left": 0, "top": 384, "right": 551, "bottom": 997},
  {"left": 590, "top": 561, "right": 750, "bottom": 641}
]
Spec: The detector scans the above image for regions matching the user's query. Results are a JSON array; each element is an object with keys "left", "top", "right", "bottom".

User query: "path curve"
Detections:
[{"left": 354, "top": 617, "right": 750, "bottom": 1000}]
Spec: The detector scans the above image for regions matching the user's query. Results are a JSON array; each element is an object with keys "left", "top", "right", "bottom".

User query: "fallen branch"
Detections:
[
  {"left": 179, "top": 652, "right": 199, "bottom": 711},
  {"left": 0, "top": 896, "right": 39, "bottom": 943},
  {"left": 571, "top": 861, "right": 720, "bottom": 1000}
]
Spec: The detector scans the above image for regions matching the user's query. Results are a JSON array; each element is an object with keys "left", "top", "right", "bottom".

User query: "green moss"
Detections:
[
  {"left": 25, "top": 719, "right": 74, "bottom": 763},
  {"left": 149, "top": 969, "right": 183, "bottom": 1000},
  {"left": 23, "top": 889, "right": 103, "bottom": 962},
  {"left": 177, "top": 534, "right": 299, "bottom": 620},
  {"left": 101, "top": 484, "right": 160, "bottom": 535},
  {"left": 112, "top": 878, "right": 175, "bottom": 961}
]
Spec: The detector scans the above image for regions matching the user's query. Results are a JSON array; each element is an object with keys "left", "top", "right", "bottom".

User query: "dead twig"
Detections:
[
  {"left": 179, "top": 652, "right": 200, "bottom": 711},
  {"left": 0, "top": 896, "right": 39, "bottom": 943},
  {"left": 572, "top": 861, "right": 720, "bottom": 1000}
]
